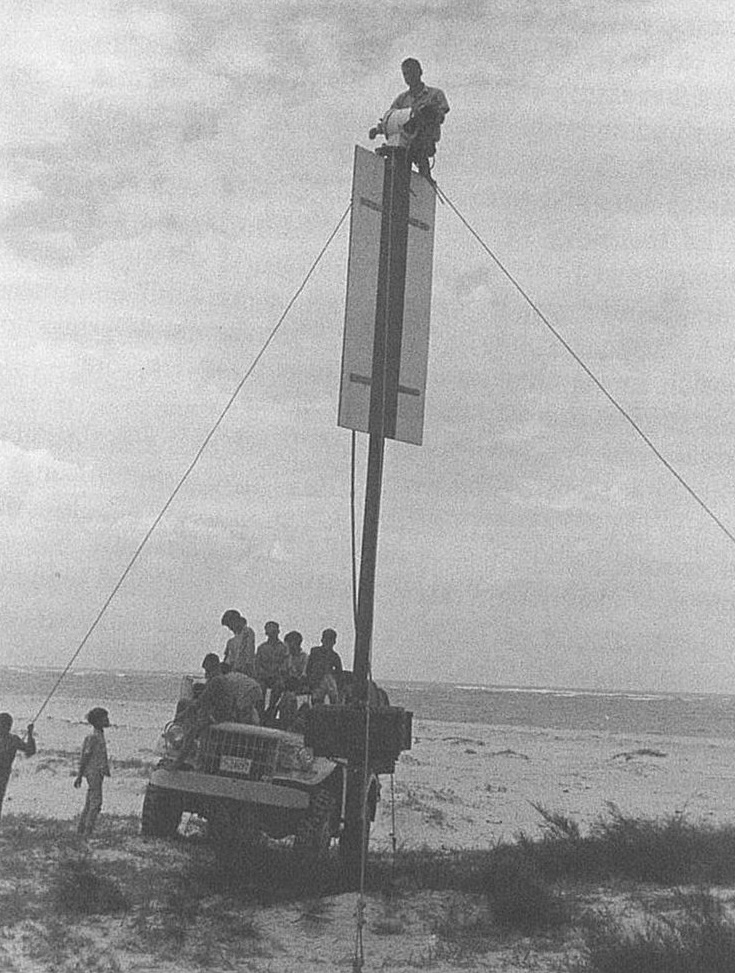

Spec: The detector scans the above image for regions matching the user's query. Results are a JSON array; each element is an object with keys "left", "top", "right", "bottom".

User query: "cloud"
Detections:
[{"left": 0, "top": 439, "right": 105, "bottom": 520}]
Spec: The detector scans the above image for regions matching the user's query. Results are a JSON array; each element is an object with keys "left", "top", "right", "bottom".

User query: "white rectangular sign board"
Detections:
[{"left": 337, "top": 146, "right": 436, "bottom": 446}]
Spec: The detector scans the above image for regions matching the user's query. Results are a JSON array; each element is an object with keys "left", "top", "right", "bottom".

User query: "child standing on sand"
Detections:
[
  {"left": 74, "top": 707, "right": 111, "bottom": 836},
  {"left": 0, "top": 713, "right": 36, "bottom": 819}
]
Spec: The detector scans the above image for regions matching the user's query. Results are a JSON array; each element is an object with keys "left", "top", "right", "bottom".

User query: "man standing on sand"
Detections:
[
  {"left": 369, "top": 57, "right": 450, "bottom": 179},
  {"left": 221, "top": 609, "right": 256, "bottom": 677},
  {"left": 0, "top": 714, "right": 36, "bottom": 820},
  {"left": 74, "top": 707, "right": 110, "bottom": 836}
]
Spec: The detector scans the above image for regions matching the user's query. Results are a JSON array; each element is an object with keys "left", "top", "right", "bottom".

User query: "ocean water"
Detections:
[{"left": 2, "top": 666, "right": 735, "bottom": 741}]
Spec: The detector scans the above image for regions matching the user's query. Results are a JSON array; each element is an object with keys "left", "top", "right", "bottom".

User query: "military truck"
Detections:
[{"left": 141, "top": 679, "right": 379, "bottom": 865}]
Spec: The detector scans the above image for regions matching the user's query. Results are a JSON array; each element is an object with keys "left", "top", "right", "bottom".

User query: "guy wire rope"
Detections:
[
  {"left": 351, "top": 430, "right": 359, "bottom": 634},
  {"left": 30, "top": 203, "right": 352, "bottom": 725},
  {"left": 435, "top": 183, "right": 735, "bottom": 551}
]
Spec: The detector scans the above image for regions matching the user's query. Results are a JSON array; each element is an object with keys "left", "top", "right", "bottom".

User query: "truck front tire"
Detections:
[
  {"left": 141, "top": 784, "right": 183, "bottom": 838},
  {"left": 294, "top": 789, "right": 336, "bottom": 865}
]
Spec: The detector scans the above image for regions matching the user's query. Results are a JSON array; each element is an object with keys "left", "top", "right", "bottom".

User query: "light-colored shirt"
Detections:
[
  {"left": 224, "top": 626, "right": 256, "bottom": 675},
  {"left": 80, "top": 728, "right": 110, "bottom": 778},
  {"left": 197, "top": 674, "right": 238, "bottom": 724},
  {"left": 224, "top": 671, "right": 262, "bottom": 724},
  {"left": 387, "top": 84, "right": 450, "bottom": 142},
  {"left": 285, "top": 651, "right": 308, "bottom": 681}
]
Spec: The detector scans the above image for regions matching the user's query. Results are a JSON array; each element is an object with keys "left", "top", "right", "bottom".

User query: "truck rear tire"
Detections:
[
  {"left": 339, "top": 774, "right": 377, "bottom": 887},
  {"left": 141, "top": 784, "right": 183, "bottom": 838}
]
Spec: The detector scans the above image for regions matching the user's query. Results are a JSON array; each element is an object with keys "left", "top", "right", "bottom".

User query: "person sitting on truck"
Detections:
[
  {"left": 284, "top": 631, "right": 309, "bottom": 685},
  {"left": 306, "top": 629, "right": 343, "bottom": 705},
  {"left": 197, "top": 654, "right": 239, "bottom": 724},
  {"left": 220, "top": 662, "right": 262, "bottom": 725},
  {"left": 278, "top": 631, "right": 310, "bottom": 727},
  {"left": 172, "top": 654, "right": 239, "bottom": 768}
]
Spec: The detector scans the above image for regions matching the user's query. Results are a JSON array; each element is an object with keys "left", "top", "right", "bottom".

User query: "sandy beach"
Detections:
[
  {"left": 4, "top": 692, "right": 735, "bottom": 841},
  {"left": 3, "top": 696, "right": 735, "bottom": 971}
]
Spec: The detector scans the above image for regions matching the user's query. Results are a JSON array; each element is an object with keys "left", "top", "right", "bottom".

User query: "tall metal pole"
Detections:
[
  {"left": 352, "top": 147, "right": 411, "bottom": 697},
  {"left": 340, "top": 146, "right": 412, "bottom": 887}
]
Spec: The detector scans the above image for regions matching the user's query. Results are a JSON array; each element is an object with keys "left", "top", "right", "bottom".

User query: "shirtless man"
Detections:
[{"left": 0, "top": 714, "right": 36, "bottom": 819}]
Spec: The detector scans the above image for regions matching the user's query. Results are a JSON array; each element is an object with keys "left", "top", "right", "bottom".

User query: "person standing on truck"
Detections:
[
  {"left": 0, "top": 714, "right": 36, "bottom": 820},
  {"left": 255, "top": 621, "right": 289, "bottom": 724},
  {"left": 221, "top": 609, "right": 256, "bottom": 676},
  {"left": 307, "top": 629, "right": 343, "bottom": 705},
  {"left": 254, "top": 621, "right": 288, "bottom": 693}
]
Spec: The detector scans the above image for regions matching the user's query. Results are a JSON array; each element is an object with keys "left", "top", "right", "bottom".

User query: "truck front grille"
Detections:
[{"left": 198, "top": 726, "right": 280, "bottom": 780}]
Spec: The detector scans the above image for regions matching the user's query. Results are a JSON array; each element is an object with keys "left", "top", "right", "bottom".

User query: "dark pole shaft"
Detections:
[
  {"left": 353, "top": 432, "right": 385, "bottom": 693},
  {"left": 352, "top": 148, "right": 411, "bottom": 696}
]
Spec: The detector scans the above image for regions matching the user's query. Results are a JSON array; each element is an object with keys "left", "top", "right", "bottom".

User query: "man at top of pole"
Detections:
[{"left": 369, "top": 58, "right": 450, "bottom": 181}]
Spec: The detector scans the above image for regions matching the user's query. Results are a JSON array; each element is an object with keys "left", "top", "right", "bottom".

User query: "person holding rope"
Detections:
[{"left": 0, "top": 714, "right": 36, "bottom": 820}]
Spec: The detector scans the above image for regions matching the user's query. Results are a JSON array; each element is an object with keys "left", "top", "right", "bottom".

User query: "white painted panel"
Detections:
[
  {"left": 394, "top": 170, "right": 436, "bottom": 445},
  {"left": 337, "top": 147, "right": 436, "bottom": 446},
  {"left": 337, "top": 147, "right": 383, "bottom": 435}
]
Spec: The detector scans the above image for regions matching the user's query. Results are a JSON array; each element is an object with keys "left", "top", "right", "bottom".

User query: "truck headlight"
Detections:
[
  {"left": 297, "top": 746, "right": 315, "bottom": 771},
  {"left": 276, "top": 740, "right": 315, "bottom": 772},
  {"left": 164, "top": 722, "right": 186, "bottom": 751}
]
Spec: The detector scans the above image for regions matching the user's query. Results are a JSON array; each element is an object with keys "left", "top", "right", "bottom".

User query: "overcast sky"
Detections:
[{"left": 3, "top": 0, "right": 735, "bottom": 692}]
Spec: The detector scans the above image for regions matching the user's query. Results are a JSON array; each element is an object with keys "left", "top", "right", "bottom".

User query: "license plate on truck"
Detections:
[{"left": 219, "top": 756, "right": 253, "bottom": 775}]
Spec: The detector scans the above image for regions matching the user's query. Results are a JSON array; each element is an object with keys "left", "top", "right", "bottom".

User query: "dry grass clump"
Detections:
[
  {"left": 516, "top": 804, "right": 735, "bottom": 886},
  {"left": 429, "top": 896, "right": 496, "bottom": 953},
  {"left": 479, "top": 849, "right": 572, "bottom": 933},
  {"left": 578, "top": 888, "right": 735, "bottom": 973},
  {"left": 0, "top": 885, "right": 32, "bottom": 927},
  {"left": 130, "top": 860, "right": 266, "bottom": 964},
  {"left": 50, "top": 853, "right": 129, "bottom": 915},
  {"left": 5, "top": 809, "right": 735, "bottom": 971},
  {"left": 370, "top": 844, "right": 571, "bottom": 935},
  {"left": 21, "top": 918, "right": 123, "bottom": 973},
  {"left": 370, "top": 806, "right": 735, "bottom": 941}
]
